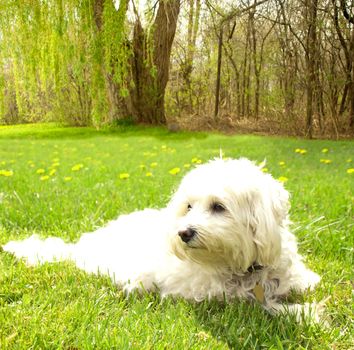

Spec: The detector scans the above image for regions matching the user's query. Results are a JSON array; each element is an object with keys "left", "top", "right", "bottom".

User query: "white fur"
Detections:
[{"left": 3, "top": 158, "right": 322, "bottom": 321}]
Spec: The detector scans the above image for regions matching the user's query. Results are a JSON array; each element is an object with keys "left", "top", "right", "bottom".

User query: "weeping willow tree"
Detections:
[{"left": 0, "top": 0, "right": 180, "bottom": 126}]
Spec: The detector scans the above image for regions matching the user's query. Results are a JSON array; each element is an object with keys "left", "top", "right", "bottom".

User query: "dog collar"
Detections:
[{"left": 247, "top": 263, "right": 263, "bottom": 273}]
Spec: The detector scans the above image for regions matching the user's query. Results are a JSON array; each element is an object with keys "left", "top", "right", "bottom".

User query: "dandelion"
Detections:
[
  {"left": 347, "top": 158, "right": 352, "bottom": 163},
  {"left": 196, "top": 331, "right": 210, "bottom": 341},
  {"left": 49, "top": 169, "right": 56, "bottom": 176},
  {"left": 36, "top": 168, "right": 45, "bottom": 174},
  {"left": 64, "top": 176, "right": 72, "bottom": 182},
  {"left": 145, "top": 172, "right": 153, "bottom": 177},
  {"left": 278, "top": 176, "right": 288, "bottom": 183},
  {"left": 119, "top": 173, "right": 130, "bottom": 180},
  {"left": 139, "top": 164, "right": 146, "bottom": 169},
  {"left": 52, "top": 162, "right": 60, "bottom": 167},
  {"left": 261, "top": 167, "right": 268, "bottom": 173},
  {"left": 295, "top": 148, "right": 307, "bottom": 154},
  {"left": 184, "top": 164, "right": 191, "bottom": 168},
  {"left": 278, "top": 161, "right": 286, "bottom": 166},
  {"left": 161, "top": 145, "right": 167, "bottom": 149},
  {"left": 321, "top": 148, "right": 329, "bottom": 153},
  {"left": 150, "top": 162, "right": 158, "bottom": 168},
  {"left": 71, "top": 163, "right": 84, "bottom": 171},
  {"left": 320, "top": 159, "right": 332, "bottom": 164},
  {"left": 40, "top": 175, "right": 49, "bottom": 181},
  {"left": 0, "top": 170, "right": 13, "bottom": 177},
  {"left": 192, "top": 157, "right": 202, "bottom": 164},
  {"left": 169, "top": 167, "right": 180, "bottom": 175},
  {"left": 347, "top": 168, "right": 354, "bottom": 174}
]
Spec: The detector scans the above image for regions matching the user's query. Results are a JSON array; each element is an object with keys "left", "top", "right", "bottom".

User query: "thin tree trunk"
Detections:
[
  {"left": 305, "top": 0, "right": 318, "bottom": 139},
  {"left": 214, "top": 26, "right": 223, "bottom": 119}
]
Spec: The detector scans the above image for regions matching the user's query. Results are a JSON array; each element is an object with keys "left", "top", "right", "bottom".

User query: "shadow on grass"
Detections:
[
  {"left": 191, "top": 299, "right": 320, "bottom": 349},
  {"left": 0, "top": 123, "right": 208, "bottom": 141}
]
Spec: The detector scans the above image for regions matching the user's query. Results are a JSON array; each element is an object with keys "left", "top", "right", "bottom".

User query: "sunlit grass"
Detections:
[{"left": 0, "top": 124, "right": 353, "bottom": 349}]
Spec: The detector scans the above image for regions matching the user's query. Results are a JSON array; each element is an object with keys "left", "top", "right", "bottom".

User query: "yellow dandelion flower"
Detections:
[
  {"left": 191, "top": 157, "right": 199, "bottom": 163},
  {"left": 347, "top": 158, "right": 352, "bottom": 163},
  {"left": 321, "top": 148, "right": 328, "bottom": 153},
  {"left": 278, "top": 176, "right": 288, "bottom": 183},
  {"left": 145, "top": 172, "right": 153, "bottom": 177},
  {"left": 299, "top": 149, "right": 307, "bottom": 154},
  {"left": 347, "top": 168, "right": 354, "bottom": 174},
  {"left": 261, "top": 167, "right": 268, "bottom": 173},
  {"left": 0, "top": 170, "right": 13, "bottom": 177},
  {"left": 169, "top": 167, "right": 181, "bottom": 175},
  {"left": 295, "top": 148, "right": 301, "bottom": 153},
  {"left": 139, "top": 164, "right": 146, "bottom": 169},
  {"left": 161, "top": 145, "right": 167, "bottom": 149},
  {"left": 119, "top": 173, "right": 130, "bottom": 179},
  {"left": 71, "top": 164, "right": 84, "bottom": 171},
  {"left": 52, "top": 162, "right": 60, "bottom": 167},
  {"left": 49, "top": 169, "right": 56, "bottom": 176},
  {"left": 40, "top": 175, "right": 49, "bottom": 181},
  {"left": 150, "top": 162, "right": 158, "bottom": 168},
  {"left": 278, "top": 161, "right": 286, "bottom": 166},
  {"left": 320, "top": 159, "right": 332, "bottom": 164},
  {"left": 64, "top": 176, "right": 72, "bottom": 182},
  {"left": 184, "top": 164, "right": 191, "bottom": 168},
  {"left": 36, "top": 168, "right": 45, "bottom": 174}
]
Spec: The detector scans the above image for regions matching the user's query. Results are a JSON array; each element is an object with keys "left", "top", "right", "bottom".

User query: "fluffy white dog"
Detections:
[{"left": 3, "top": 158, "right": 322, "bottom": 320}]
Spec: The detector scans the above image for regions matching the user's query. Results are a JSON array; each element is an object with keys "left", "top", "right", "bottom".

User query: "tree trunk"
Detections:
[
  {"left": 131, "top": 0, "right": 181, "bottom": 124},
  {"left": 305, "top": 0, "right": 318, "bottom": 139},
  {"left": 249, "top": 8, "right": 260, "bottom": 119},
  {"left": 214, "top": 26, "right": 223, "bottom": 119}
]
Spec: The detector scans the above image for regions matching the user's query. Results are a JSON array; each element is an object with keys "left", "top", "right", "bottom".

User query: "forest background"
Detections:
[{"left": 0, "top": 0, "right": 353, "bottom": 139}]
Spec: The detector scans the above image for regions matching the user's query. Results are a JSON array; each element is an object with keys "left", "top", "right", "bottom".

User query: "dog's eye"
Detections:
[
  {"left": 211, "top": 203, "right": 225, "bottom": 213},
  {"left": 187, "top": 203, "right": 192, "bottom": 211}
]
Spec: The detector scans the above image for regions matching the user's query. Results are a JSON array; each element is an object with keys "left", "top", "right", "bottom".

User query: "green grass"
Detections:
[{"left": 0, "top": 123, "right": 353, "bottom": 349}]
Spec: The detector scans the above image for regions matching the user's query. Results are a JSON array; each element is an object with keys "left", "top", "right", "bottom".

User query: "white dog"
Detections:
[{"left": 3, "top": 158, "right": 322, "bottom": 320}]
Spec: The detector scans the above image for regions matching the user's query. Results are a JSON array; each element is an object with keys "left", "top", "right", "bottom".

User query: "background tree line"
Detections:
[{"left": 0, "top": 0, "right": 353, "bottom": 138}]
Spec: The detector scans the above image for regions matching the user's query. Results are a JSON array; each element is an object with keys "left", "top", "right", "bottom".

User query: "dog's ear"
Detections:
[{"left": 249, "top": 180, "right": 290, "bottom": 267}]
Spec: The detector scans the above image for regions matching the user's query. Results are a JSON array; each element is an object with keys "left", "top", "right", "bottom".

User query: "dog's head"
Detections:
[{"left": 168, "top": 158, "right": 290, "bottom": 273}]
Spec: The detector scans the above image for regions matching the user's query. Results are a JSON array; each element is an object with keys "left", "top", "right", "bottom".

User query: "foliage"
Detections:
[
  {"left": 0, "top": 124, "right": 353, "bottom": 348},
  {"left": 0, "top": 0, "right": 130, "bottom": 126}
]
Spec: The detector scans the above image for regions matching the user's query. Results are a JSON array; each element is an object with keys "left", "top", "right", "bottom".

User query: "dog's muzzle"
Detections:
[{"left": 178, "top": 228, "right": 197, "bottom": 243}]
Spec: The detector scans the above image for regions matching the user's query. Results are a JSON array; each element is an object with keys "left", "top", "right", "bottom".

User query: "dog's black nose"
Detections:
[{"left": 178, "top": 228, "right": 196, "bottom": 243}]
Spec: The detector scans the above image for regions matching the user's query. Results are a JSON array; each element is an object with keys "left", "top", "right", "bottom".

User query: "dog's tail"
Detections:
[{"left": 3, "top": 234, "right": 73, "bottom": 265}]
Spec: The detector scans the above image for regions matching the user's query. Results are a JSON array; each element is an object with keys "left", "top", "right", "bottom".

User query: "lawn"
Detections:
[{"left": 0, "top": 123, "right": 353, "bottom": 349}]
